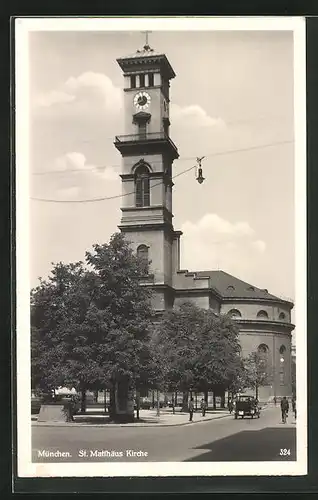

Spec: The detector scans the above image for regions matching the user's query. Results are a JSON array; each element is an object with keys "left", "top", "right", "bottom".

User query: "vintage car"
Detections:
[{"left": 234, "top": 395, "right": 260, "bottom": 419}]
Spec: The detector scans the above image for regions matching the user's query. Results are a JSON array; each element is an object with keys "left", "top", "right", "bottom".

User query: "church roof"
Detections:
[
  {"left": 195, "top": 270, "right": 293, "bottom": 305},
  {"left": 117, "top": 44, "right": 176, "bottom": 79},
  {"left": 120, "top": 44, "right": 163, "bottom": 59}
]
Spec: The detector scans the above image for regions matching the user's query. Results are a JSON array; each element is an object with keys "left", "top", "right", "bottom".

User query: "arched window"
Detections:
[
  {"left": 258, "top": 343, "right": 269, "bottom": 354},
  {"left": 227, "top": 285, "right": 235, "bottom": 291},
  {"left": 137, "top": 244, "right": 149, "bottom": 274},
  {"left": 257, "top": 310, "right": 269, "bottom": 319},
  {"left": 257, "top": 344, "right": 270, "bottom": 380},
  {"left": 135, "top": 165, "right": 150, "bottom": 207},
  {"left": 279, "top": 312, "right": 286, "bottom": 320},
  {"left": 228, "top": 309, "right": 242, "bottom": 319},
  {"left": 279, "top": 345, "right": 286, "bottom": 355}
]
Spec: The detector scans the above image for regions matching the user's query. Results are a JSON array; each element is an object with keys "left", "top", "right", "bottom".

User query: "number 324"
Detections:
[{"left": 280, "top": 449, "right": 291, "bottom": 456}]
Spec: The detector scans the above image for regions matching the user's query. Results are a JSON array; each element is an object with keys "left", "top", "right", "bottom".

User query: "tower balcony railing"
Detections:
[{"left": 114, "top": 131, "right": 179, "bottom": 157}]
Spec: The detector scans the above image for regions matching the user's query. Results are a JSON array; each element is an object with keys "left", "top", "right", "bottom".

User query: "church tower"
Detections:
[{"left": 114, "top": 40, "right": 181, "bottom": 312}]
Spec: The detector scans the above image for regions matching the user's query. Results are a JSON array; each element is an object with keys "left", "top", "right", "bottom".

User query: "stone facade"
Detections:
[{"left": 114, "top": 44, "right": 294, "bottom": 402}]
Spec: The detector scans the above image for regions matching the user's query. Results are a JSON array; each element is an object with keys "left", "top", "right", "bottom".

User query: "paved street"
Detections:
[{"left": 32, "top": 406, "right": 296, "bottom": 462}]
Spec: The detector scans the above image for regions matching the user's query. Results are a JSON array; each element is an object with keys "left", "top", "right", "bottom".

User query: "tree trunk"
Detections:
[
  {"left": 256, "top": 384, "right": 259, "bottom": 400},
  {"left": 108, "top": 384, "right": 116, "bottom": 421},
  {"left": 204, "top": 390, "right": 208, "bottom": 406},
  {"left": 115, "top": 379, "right": 134, "bottom": 423},
  {"left": 156, "top": 389, "right": 160, "bottom": 417},
  {"left": 103, "top": 389, "right": 107, "bottom": 414},
  {"left": 212, "top": 392, "right": 216, "bottom": 410},
  {"left": 80, "top": 389, "right": 86, "bottom": 413},
  {"left": 221, "top": 392, "right": 226, "bottom": 409},
  {"left": 182, "top": 391, "right": 189, "bottom": 412},
  {"left": 152, "top": 390, "right": 155, "bottom": 409},
  {"left": 172, "top": 391, "right": 177, "bottom": 414},
  {"left": 136, "top": 390, "right": 140, "bottom": 420}
]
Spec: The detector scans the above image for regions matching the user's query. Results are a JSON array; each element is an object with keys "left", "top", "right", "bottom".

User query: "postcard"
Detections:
[{"left": 15, "top": 16, "right": 307, "bottom": 478}]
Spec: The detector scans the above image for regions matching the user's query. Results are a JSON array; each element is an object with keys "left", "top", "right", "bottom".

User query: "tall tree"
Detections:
[
  {"left": 31, "top": 232, "right": 156, "bottom": 421},
  {"left": 31, "top": 261, "right": 93, "bottom": 393},
  {"left": 152, "top": 301, "right": 243, "bottom": 409},
  {"left": 243, "top": 350, "right": 272, "bottom": 400},
  {"left": 153, "top": 302, "right": 204, "bottom": 410},
  {"left": 193, "top": 310, "right": 242, "bottom": 396}
]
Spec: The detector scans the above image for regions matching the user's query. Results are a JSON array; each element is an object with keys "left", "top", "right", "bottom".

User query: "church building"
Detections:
[{"left": 114, "top": 42, "right": 294, "bottom": 401}]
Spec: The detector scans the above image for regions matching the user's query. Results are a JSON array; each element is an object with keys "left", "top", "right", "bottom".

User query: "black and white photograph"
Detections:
[{"left": 15, "top": 17, "right": 307, "bottom": 477}]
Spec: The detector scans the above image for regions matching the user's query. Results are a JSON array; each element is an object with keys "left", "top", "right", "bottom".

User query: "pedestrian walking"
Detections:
[
  {"left": 200, "top": 398, "right": 207, "bottom": 416},
  {"left": 273, "top": 396, "right": 277, "bottom": 407},
  {"left": 292, "top": 397, "right": 296, "bottom": 420},
  {"left": 280, "top": 396, "right": 289, "bottom": 423},
  {"left": 228, "top": 398, "right": 233, "bottom": 414},
  {"left": 189, "top": 397, "right": 195, "bottom": 422}
]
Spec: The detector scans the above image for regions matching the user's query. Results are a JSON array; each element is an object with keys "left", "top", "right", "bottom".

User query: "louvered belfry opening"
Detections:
[{"left": 135, "top": 165, "right": 150, "bottom": 207}]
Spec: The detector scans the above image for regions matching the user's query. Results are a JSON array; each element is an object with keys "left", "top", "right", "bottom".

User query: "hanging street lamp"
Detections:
[{"left": 195, "top": 156, "right": 206, "bottom": 184}]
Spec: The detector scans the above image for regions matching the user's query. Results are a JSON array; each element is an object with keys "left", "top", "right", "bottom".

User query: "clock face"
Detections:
[{"left": 134, "top": 91, "right": 151, "bottom": 111}]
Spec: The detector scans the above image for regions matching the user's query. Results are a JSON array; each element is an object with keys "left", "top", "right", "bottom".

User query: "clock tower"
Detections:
[{"left": 114, "top": 42, "right": 181, "bottom": 312}]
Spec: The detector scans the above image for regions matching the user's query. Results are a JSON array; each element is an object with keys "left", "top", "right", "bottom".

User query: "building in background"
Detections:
[{"left": 114, "top": 42, "right": 294, "bottom": 402}]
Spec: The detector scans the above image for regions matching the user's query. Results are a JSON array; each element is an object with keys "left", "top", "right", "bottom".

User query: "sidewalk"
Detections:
[{"left": 32, "top": 408, "right": 234, "bottom": 428}]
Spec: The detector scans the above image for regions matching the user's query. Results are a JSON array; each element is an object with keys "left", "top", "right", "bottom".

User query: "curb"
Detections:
[{"left": 32, "top": 413, "right": 233, "bottom": 429}]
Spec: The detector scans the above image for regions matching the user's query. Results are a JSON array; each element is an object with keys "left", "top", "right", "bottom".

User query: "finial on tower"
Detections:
[{"left": 141, "top": 30, "right": 152, "bottom": 51}]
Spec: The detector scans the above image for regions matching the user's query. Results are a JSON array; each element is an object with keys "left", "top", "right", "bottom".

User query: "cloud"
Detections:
[
  {"left": 251, "top": 239, "right": 266, "bottom": 253},
  {"left": 57, "top": 186, "right": 81, "bottom": 199},
  {"left": 186, "top": 213, "right": 254, "bottom": 237},
  {"left": 52, "top": 152, "right": 118, "bottom": 181},
  {"left": 36, "top": 90, "right": 75, "bottom": 107},
  {"left": 34, "top": 72, "right": 123, "bottom": 115},
  {"left": 171, "top": 104, "right": 225, "bottom": 128},
  {"left": 180, "top": 213, "right": 266, "bottom": 280},
  {"left": 33, "top": 151, "right": 120, "bottom": 201},
  {"left": 169, "top": 104, "right": 226, "bottom": 158}
]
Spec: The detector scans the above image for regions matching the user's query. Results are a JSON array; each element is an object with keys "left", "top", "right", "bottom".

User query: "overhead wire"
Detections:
[
  {"left": 31, "top": 139, "right": 294, "bottom": 203},
  {"left": 31, "top": 114, "right": 292, "bottom": 176},
  {"left": 31, "top": 154, "right": 196, "bottom": 176}
]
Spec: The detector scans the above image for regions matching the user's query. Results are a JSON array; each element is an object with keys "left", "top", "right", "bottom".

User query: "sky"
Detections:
[{"left": 29, "top": 29, "right": 295, "bottom": 303}]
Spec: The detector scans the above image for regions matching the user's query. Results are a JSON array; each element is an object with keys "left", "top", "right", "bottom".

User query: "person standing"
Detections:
[
  {"left": 273, "top": 396, "right": 277, "bottom": 407},
  {"left": 201, "top": 398, "right": 207, "bottom": 416},
  {"left": 189, "top": 397, "right": 195, "bottom": 422},
  {"left": 292, "top": 397, "right": 296, "bottom": 420},
  {"left": 280, "top": 396, "right": 289, "bottom": 423}
]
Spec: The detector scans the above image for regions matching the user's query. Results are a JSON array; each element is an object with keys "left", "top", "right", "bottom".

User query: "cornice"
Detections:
[
  {"left": 121, "top": 205, "right": 173, "bottom": 218},
  {"left": 221, "top": 296, "right": 294, "bottom": 307},
  {"left": 234, "top": 319, "right": 295, "bottom": 333},
  {"left": 118, "top": 222, "right": 174, "bottom": 233}
]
